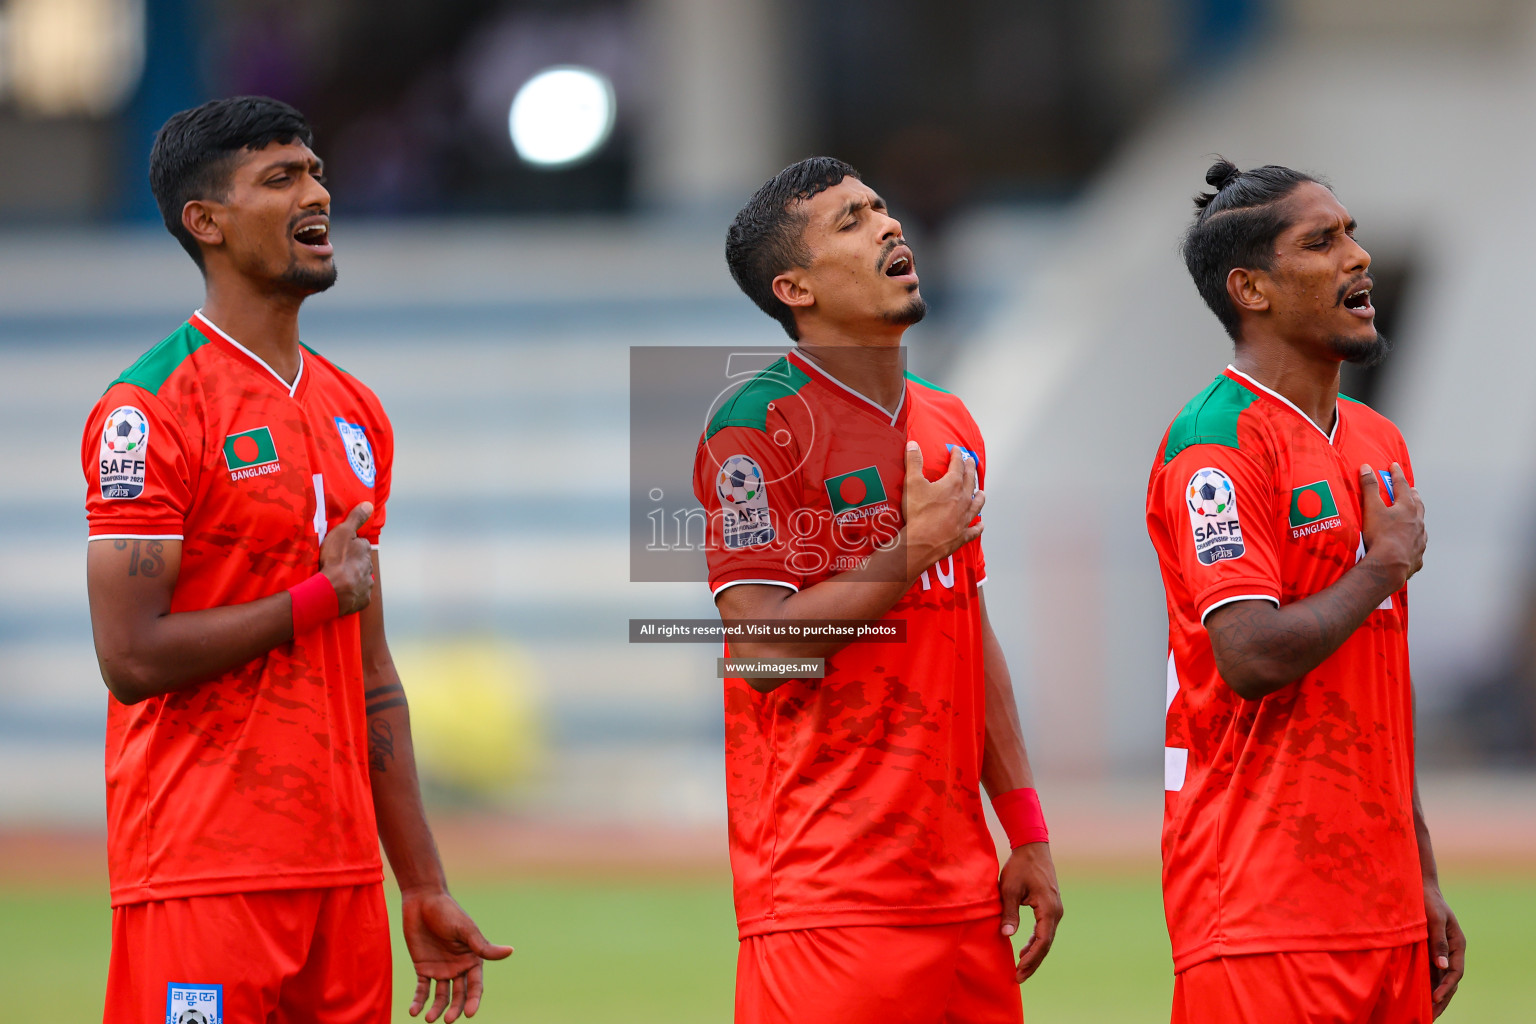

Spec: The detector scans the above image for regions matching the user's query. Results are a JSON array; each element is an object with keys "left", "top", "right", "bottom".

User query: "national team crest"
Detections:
[
  {"left": 334, "top": 417, "right": 376, "bottom": 486},
  {"left": 166, "top": 982, "right": 222, "bottom": 1024}
]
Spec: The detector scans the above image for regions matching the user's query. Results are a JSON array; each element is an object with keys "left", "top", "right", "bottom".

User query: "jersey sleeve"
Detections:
[
  {"left": 693, "top": 421, "right": 805, "bottom": 596},
  {"left": 82, "top": 384, "right": 194, "bottom": 539},
  {"left": 1155, "top": 443, "right": 1282, "bottom": 623}
]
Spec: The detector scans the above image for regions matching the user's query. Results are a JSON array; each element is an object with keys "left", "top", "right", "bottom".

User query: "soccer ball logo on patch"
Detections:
[
  {"left": 102, "top": 406, "right": 149, "bottom": 455},
  {"left": 717, "top": 454, "right": 765, "bottom": 505},
  {"left": 1186, "top": 468, "right": 1235, "bottom": 518},
  {"left": 334, "top": 417, "right": 376, "bottom": 487}
]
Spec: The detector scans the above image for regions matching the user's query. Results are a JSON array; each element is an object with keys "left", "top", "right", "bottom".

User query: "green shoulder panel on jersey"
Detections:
[
  {"left": 300, "top": 342, "right": 351, "bottom": 376},
  {"left": 1163, "top": 374, "right": 1259, "bottom": 464},
  {"left": 704, "top": 357, "right": 813, "bottom": 439},
  {"left": 107, "top": 322, "right": 211, "bottom": 396},
  {"left": 1338, "top": 392, "right": 1363, "bottom": 405},
  {"left": 903, "top": 370, "right": 952, "bottom": 394}
]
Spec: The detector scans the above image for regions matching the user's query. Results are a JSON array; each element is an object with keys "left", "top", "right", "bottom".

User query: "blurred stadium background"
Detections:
[{"left": 1, "top": 0, "right": 1534, "bottom": 1020}]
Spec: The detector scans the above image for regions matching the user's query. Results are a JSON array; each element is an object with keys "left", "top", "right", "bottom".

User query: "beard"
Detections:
[
  {"left": 1329, "top": 328, "right": 1391, "bottom": 368},
  {"left": 881, "top": 294, "right": 928, "bottom": 328},
  {"left": 278, "top": 257, "right": 338, "bottom": 295}
]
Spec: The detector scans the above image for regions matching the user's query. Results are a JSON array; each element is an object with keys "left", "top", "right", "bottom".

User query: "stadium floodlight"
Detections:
[{"left": 508, "top": 65, "right": 616, "bottom": 169}]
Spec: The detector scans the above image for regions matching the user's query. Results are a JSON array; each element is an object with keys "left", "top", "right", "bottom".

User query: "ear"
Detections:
[
  {"left": 1226, "top": 266, "right": 1270, "bottom": 316},
  {"left": 771, "top": 269, "right": 814, "bottom": 311},
  {"left": 181, "top": 199, "right": 225, "bottom": 251}
]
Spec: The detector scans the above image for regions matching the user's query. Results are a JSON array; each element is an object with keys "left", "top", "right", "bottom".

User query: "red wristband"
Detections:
[
  {"left": 288, "top": 572, "right": 339, "bottom": 635},
  {"left": 992, "top": 787, "right": 1049, "bottom": 848}
]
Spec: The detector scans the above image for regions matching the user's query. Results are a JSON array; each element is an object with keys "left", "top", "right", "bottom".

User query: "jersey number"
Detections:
[
  {"left": 313, "top": 473, "right": 327, "bottom": 546},
  {"left": 918, "top": 555, "right": 956, "bottom": 591}
]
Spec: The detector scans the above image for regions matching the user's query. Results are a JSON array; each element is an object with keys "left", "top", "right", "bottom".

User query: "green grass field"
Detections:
[{"left": 4, "top": 869, "right": 1532, "bottom": 1022}]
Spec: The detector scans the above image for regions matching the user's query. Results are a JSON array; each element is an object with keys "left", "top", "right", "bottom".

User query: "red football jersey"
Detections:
[
  {"left": 1146, "top": 366, "right": 1425, "bottom": 972},
  {"left": 82, "top": 311, "right": 390, "bottom": 906},
  {"left": 692, "top": 351, "right": 999, "bottom": 938}
]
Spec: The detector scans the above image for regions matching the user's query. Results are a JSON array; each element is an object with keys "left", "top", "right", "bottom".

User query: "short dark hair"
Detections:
[
  {"left": 726, "top": 157, "right": 861, "bottom": 340},
  {"left": 149, "top": 96, "right": 314, "bottom": 269},
  {"left": 1182, "top": 157, "right": 1323, "bottom": 340}
]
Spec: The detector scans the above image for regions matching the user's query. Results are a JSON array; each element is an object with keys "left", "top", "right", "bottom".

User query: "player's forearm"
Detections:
[
  {"left": 93, "top": 593, "right": 294, "bottom": 704},
  {"left": 1206, "top": 552, "right": 1403, "bottom": 700},
  {"left": 1413, "top": 776, "right": 1442, "bottom": 884},
  {"left": 366, "top": 681, "right": 450, "bottom": 895},
  {"left": 722, "top": 534, "right": 930, "bottom": 665},
  {"left": 978, "top": 601, "right": 1034, "bottom": 797}
]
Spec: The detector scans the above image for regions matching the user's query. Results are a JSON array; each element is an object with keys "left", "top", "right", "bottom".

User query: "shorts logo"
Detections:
[
  {"left": 166, "top": 982, "right": 222, "bottom": 1024},
  {"left": 99, "top": 405, "right": 149, "bottom": 500},
  {"left": 1289, "top": 480, "right": 1341, "bottom": 534},
  {"left": 335, "top": 417, "right": 376, "bottom": 486},
  {"left": 223, "top": 426, "right": 281, "bottom": 481},
  {"left": 718, "top": 453, "right": 774, "bottom": 549},
  {"left": 824, "top": 466, "right": 889, "bottom": 520},
  {"left": 1186, "top": 467, "right": 1245, "bottom": 565}
]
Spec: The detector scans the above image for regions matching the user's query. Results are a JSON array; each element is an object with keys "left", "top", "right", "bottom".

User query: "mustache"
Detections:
[
  {"left": 876, "top": 238, "right": 909, "bottom": 273},
  {"left": 1335, "top": 274, "right": 1373, "bottom": 306}
]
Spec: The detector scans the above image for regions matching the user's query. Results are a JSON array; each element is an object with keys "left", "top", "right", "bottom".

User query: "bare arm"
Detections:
[
  {"left": 362, "top": 554, "right": 512, "bottom": 1024},
  {"left": 978, "top": 591, "right": 1062, "bottom": 982},
  {"left": 85, "top": 504, "right": 375, "bottom": 704},
  {"left": 716, "top": 442, "right": 984, "bottom": 689},
  {"left": 1205, "top": 463, "right": 1424, "bottom": 700},
  {"left": 1414, "top": 773, "right": 1464, "bottom": 1017}
]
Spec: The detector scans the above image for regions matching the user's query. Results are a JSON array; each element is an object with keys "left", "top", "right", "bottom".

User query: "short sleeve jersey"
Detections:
[
  {"left": 1146, "top": 366, "right": 1425, "bottom": 972},
  {"left": 81, "top": 312, "right": 392, "bottom": 907},
  {"left": 691, "top": 351, "right": 998, "bottom": 938}
]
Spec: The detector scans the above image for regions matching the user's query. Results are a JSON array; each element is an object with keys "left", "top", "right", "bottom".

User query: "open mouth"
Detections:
[
  {"left": 1343, "top": 286, "right": 1373, "bottom": 316},
  {"left": 883, "top": 248, "right": 914, "bottom": 278},
  {"left": 293, "top": 219, "right": 332, "bottom": 256}
]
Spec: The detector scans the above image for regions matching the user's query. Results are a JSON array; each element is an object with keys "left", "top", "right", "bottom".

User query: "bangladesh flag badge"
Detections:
[
  {"left": 223, "top": 426, "right": 279, "bottom": 473},
  {"left": 824, "top": 466, "right": 887, "bottom": 515},
  {"left": 1289, "top": 480, "right": 1339, "bottom": 527}
]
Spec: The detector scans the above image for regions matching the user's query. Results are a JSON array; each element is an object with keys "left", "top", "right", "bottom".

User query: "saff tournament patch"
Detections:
[
  {"left": 166, "top": 982, "right": 222, "bottom": 1024},
  {"left": 335, "top": 417, "right": 376, "bottom": 486},
  {"left": 717, "top": 453, "right": 774, "bottom": 548},
  {"left": 99, "top": 405, "right": 149, "bottom": 500},
  {"left": 1186, "top": 467, "right": 1245, "bottom": 565}
]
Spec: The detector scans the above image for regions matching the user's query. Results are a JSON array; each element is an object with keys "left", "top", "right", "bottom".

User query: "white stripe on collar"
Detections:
[
  {"left": 790, "top": 349, "right": 905, "bottom": 427},
  {"left": 193, "top": 309, "right": 303, "bottom": 397},
  {"left": 1226, "top": 365, "right": 1336, "bottom": 443}
]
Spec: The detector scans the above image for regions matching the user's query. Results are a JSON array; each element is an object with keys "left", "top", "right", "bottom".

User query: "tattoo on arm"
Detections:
[
  {"left": 1208, "top": 556, "right": 1397, "bottom": 687},
  {"left": 368, "top": 717, "right": 395, "bottom": 772},
  {"left": 116, "top": 539, "right": 166, "bottom": 578},
  {"left": 364, "top": 682, "right": 407, "bottom": 716}
]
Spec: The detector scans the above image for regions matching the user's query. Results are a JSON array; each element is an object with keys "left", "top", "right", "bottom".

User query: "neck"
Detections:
[
  {"left": 1230, "top": 339, "right": 1341, "bottom": 436},
  {"left": 200, "top": 271, "right": 306, "bottom": 385},
  {"left": 793, "top": 323, "right": 907, "bottom": 414}
]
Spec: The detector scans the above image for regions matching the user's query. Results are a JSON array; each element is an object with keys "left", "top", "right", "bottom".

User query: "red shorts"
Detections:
[
  {"left": 1172, "top": 942, "right": 1432, "bottom": 1024},
  {"left": 103, "top": 883, "right": 391, "bottom": 1024},
  {"left": 736, "top": 918, "right": 1023, "bottom": 1024}
]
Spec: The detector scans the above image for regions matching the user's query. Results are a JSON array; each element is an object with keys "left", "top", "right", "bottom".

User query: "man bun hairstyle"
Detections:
[
  {"left": 726, "top": 156, "right": 861, "bottom": 340},
  {"left": 1182, "top": 156, "right": 1322, "bottom": 339},
  {"left": 149, "top": 96, "right": 315, "bottom": 270}
]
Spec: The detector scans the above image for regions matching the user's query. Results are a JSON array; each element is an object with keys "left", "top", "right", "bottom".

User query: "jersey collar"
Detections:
[
  {"left": 787, "top": 348, "right": 907, "bottom": 428},
  {"left": 190, "top": 310, "right": 306, "bottom": 399},
  {"left": 1224, "top": 364, "right": 1339, "bottom": 444}
]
